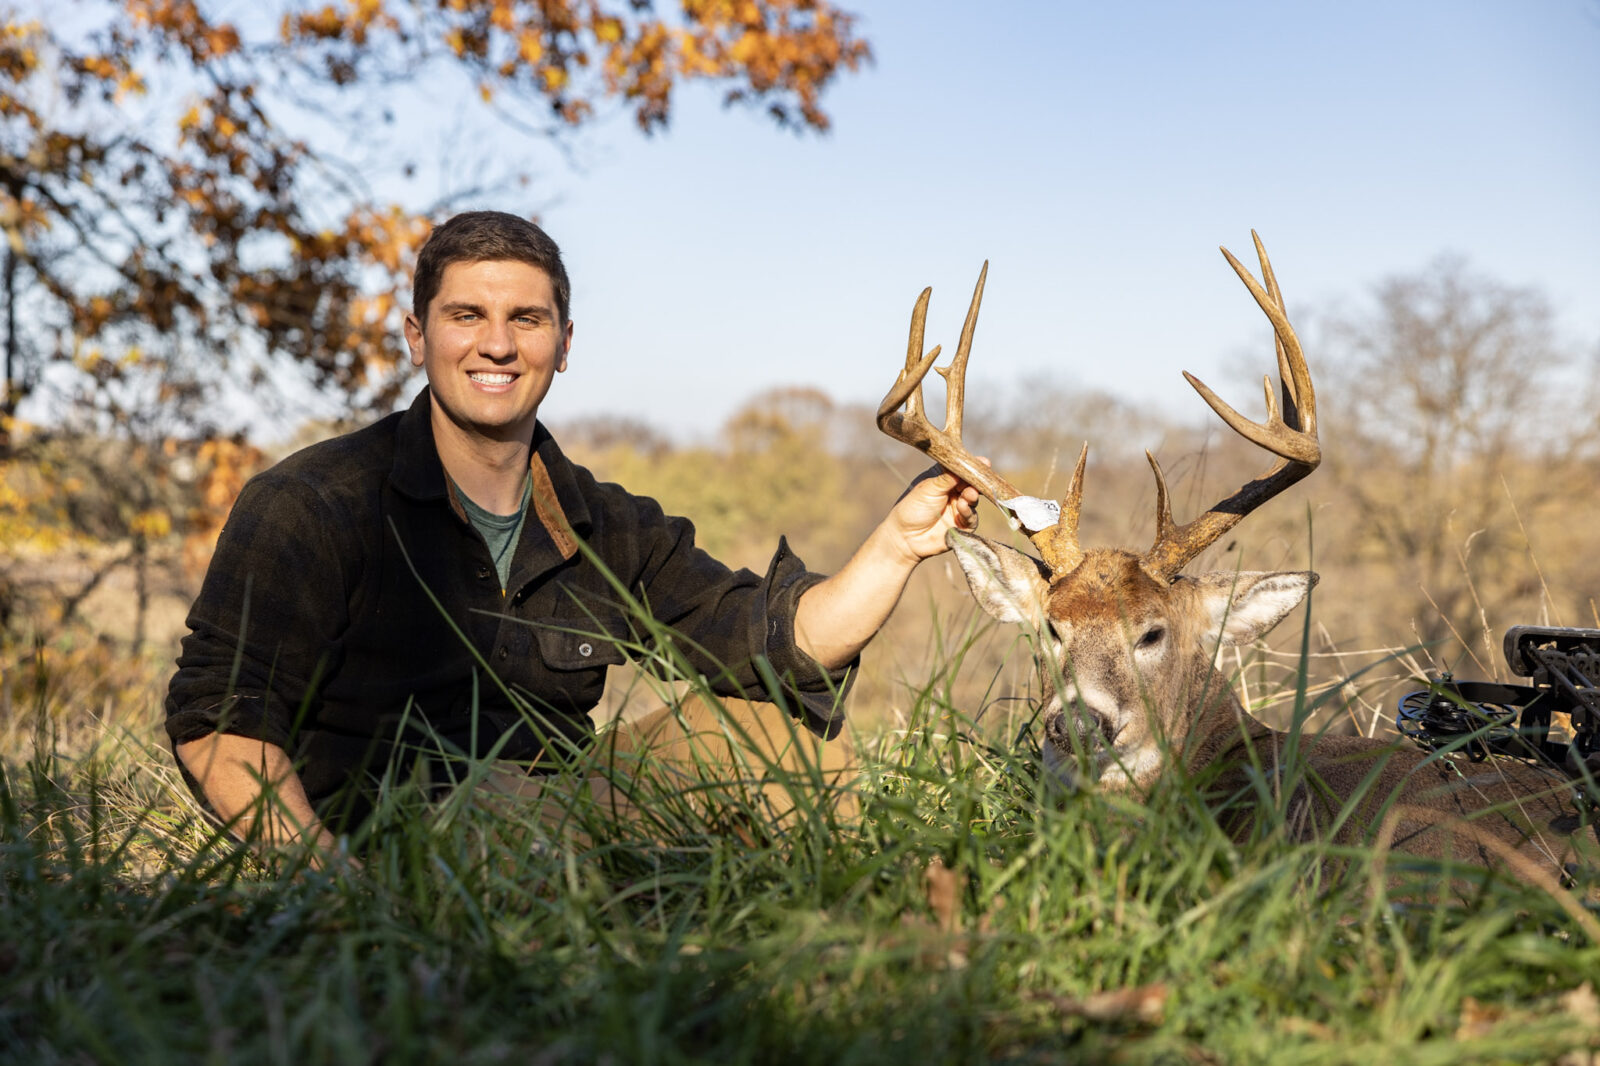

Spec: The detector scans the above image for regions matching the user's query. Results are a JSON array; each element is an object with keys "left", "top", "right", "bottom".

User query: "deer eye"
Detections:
[{"left": 1137, "top": 626, "right": 1166, "bottom": 649}]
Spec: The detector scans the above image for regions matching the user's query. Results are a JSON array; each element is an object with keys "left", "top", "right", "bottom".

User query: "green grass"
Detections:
[{"left": 3, "top": 626, "right": 1600, "bottom": 1066}]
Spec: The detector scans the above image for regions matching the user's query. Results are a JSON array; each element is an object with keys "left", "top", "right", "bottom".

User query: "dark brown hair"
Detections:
[{"left": 411, "top": 211, "right": 571, "bottom": 325}]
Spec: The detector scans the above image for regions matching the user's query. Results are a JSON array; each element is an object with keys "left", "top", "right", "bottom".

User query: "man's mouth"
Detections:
[{"left": 468, "top": 371, "right": 516, "bottom": 386}]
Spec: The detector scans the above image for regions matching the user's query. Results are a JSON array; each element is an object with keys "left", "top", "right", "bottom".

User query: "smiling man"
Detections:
[{"left": 165, "top": 211, "right": 977, "bottom": 856}]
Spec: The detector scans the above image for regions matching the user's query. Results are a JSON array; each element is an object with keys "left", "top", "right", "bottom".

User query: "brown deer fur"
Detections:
[
  {"left": 877, "top": 235, "right": 1594, "bottom": 879},
  {"left": 949, "top": 534, "right": 1596, "bottom": 876}
]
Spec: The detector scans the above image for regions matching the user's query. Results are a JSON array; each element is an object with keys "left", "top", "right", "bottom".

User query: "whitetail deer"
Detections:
[{"left": 879, "top": 234, "right": 1595, "bottom": 877}]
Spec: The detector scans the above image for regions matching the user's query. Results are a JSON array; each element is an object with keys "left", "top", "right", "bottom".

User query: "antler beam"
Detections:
[
  {"left": 1139, "top": 231, "right": 1320, "bottom": 582},
  {"left": 876, "top": 263, "right": 1088, "bottom": 573},
  {"left": 878, "top": 234, "right": 1316, "bottom": 584}
]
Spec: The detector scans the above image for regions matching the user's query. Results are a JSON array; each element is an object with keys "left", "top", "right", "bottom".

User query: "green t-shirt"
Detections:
[{"left": 453, "top": 475, "right": 532, "bottom": 592}]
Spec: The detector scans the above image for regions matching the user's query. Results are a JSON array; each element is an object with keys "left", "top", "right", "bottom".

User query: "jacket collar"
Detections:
[
  {"left": 527, "top": 420, "right": 592, "bottom": 556},
  {"left": 390, "top": 387, "right": 449, "bottom": 502}
]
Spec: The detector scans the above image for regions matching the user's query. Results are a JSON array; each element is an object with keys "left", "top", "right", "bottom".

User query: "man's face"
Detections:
[{"left": 404, "top": 259, "right": 573, "bottom": 443}]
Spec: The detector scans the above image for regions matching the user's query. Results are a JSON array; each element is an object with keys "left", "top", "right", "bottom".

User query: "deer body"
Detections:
[
  {"left": 878, "top": 234, "right": 1594, "bottom": 877},
  {"left": 1193, "top": 709, "right": 1587, "bottom": 872},
  {"left": 948, "top": 539, "right": 1590, "bottom": 873}
]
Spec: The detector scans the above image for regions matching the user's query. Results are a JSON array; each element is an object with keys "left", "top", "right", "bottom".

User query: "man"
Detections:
[{"left": 166, "top": 211, "right": 978, "bottom": 856}]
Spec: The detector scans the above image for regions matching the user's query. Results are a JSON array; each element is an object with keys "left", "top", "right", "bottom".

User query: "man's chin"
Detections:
[{"left": 433, "top": 396, "right": 540, "bottom": 442}]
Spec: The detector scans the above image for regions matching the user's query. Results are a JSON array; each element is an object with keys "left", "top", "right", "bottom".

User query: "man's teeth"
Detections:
[{"left": 469, "top": 372, "right": 515, "bottom": 385}]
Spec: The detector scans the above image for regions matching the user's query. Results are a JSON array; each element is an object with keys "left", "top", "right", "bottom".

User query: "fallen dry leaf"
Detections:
[
  {"left": 1031, "top": 983, "right": 1169, "bottom": 1027},
  {"left": 1278, "top": 1016, "right": 1336, "bottom": 1041},
  {"left": 1457, "top": 996, "right": 1506, "bottom": 1041},
  {"left": 1563, "top": 982, "right": 1600, "bottom": 1029},
  {"left": 924, "top": 857, "right": 961, "bottom": 933},
  {"left": 1558, "top": 981, "right": 1600, "bottom": 1066}
]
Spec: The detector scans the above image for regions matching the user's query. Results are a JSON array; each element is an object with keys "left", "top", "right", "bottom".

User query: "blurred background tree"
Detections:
[
  {"left": 0, "top": 0, "right": 868, "bottom": 670},
  {"left": 0, "top": 0, "right": 870, "bottom": 443},
  {"left": 1314, "top": 255, "right": 1600, "bottom": 668},
  {"left": 3, "top": 3, "right": 1595, "bottom": 743}
]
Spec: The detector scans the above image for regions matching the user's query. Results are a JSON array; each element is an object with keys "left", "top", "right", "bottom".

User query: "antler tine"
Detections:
[
  {"left": 1221, "top": 234, "right": 1316, "bottom": 435},
  {"left": 1146, "top": 450, "right": 1179, "bottom": 548},
  {"left": 1033, "top": 442, "right": 1088, "bottom": 574},
  {"left": 876, "top": 263, "right": 1026, "bottom": 517},
  {"left": 1243, "top": 231, "right": 1308, "bottom": 425},
  {"left": 1059, "top": 441, "right": 1088, "bottom": 537},
  {"left": 1141, "top": 235, "right": 1321, "bottom": 582},
  {"left": 876, "top": 287, "right": 943, "bottom": 425},
  {"left": 935, "top": 262, "right": 987, "bottom": 443},
  {"left": 1252, "top": 231, "right": 1300, "bottom": 417}
]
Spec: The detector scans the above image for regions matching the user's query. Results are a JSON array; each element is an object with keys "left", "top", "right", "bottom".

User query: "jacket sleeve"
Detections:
[
  {"left": 164, "top": 471, "right": 354, "bottom": 752},
  {"left": 617, "top": 491, "right": 854, "bottom": 739}
]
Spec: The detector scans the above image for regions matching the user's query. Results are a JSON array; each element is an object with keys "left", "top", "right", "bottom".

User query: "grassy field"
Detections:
[
  {"left": 3, "top": 604, "right": 1600, "bottom": 1066},
  {"left": 2, "top": 226, "right": 1595, "bottom": 1062}
]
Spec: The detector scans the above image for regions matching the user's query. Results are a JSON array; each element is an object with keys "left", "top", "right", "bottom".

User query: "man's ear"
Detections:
[
  {"left": 1190, "top": 571, "right": 1319, "bottom": 646},
  {"left": 404, "top": 312, "right": 425, "bottom": 368},
  {"left": 557, "top": 317, "right": 572, "bottom": 373},
  {"left": 946, "top": 529, "right": 1051, "bottom": 627}
]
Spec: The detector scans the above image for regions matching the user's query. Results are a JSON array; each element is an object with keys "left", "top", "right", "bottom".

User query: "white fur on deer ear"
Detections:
[
  {"left": 1191, "top": 571, "right": 1319, "bottom": 647},
  {"left": 946, "top": 529, "right": 1051, "bottom": 627}
]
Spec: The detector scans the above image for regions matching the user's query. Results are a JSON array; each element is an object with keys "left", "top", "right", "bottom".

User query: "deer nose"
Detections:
[{"left": 1044, "top": 704, "right": 1120, "bottom": 750}]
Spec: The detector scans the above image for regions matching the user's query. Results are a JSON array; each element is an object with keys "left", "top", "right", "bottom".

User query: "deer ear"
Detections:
[
  {"left": 1192, "top": 571, "right": 1319, "bottom": 646},
  {"left": 946, "top": 529, "right": 1052, "bottom": 627}
]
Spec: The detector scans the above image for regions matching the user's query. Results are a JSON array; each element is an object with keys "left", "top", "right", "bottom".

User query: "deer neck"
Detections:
[{"left": 1178, "top": 661, "right": 1282, "bottom": 773}]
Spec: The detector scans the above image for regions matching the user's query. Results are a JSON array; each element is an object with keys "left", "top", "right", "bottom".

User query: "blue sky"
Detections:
[{"left": 370, "top": 1, "right": 1600, "bottom": 441}]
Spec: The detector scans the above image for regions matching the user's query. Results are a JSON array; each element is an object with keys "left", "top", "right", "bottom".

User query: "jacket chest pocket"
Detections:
[
  {"left": 530, "top": 616, "right": 629, "bottom": 672},
  {"left": 499, "top": 616, "right": 630, "bottom": 721}
]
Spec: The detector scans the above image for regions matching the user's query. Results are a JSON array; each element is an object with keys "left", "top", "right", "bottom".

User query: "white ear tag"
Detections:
[{"left": 1002, "top": 496, "right": 1060, "bottom": 535}]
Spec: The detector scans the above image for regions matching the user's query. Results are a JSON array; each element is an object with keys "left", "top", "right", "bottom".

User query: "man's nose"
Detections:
[{"left": 479, "top": 318, "right": 515, "bottom": 358}]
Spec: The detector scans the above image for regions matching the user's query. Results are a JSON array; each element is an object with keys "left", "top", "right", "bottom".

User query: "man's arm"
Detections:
[
  {"left": 176, "top": 733, "right": 342, "bottom": 862},
  {"left": 167, "top": 463, "right": 358, "bottom": 847},
  {"left": 793, "top": 467, "right": 979, "bottom": 670}
]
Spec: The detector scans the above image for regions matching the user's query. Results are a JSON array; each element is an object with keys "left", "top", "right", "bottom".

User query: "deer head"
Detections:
[{"left": 879, "top": 234, "right": 1321, "bottom": 792}]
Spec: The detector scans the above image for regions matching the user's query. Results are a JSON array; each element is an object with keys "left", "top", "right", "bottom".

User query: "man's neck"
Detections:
[{"left": 431, "top": 410, "right": 536, "bottom": 515}]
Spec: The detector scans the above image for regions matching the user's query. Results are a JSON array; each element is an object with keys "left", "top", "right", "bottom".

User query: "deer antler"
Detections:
[
  {"left": 1139, "top": 231, "right": 1320, "bottom": 583},
  {"left": 876, "top": 263, "right": 1088, "bottom": 573}
]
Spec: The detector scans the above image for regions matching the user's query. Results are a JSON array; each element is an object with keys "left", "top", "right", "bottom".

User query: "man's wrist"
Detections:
[{"left": 871, "top": 517, "right": 928, "bottom": 572}]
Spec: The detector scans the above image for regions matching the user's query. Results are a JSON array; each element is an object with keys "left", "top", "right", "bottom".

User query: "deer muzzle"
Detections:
[{"left": 1040, "top": 702, "right": 1122, "bottom": 791}]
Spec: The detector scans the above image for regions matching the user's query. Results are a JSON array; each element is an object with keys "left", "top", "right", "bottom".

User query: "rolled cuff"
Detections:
[
  {"left": 164, "top": 692, "right": 295, "bottom": 752},
  {"left": 756, "top": 536, "right": 856, "bottom": 739}
]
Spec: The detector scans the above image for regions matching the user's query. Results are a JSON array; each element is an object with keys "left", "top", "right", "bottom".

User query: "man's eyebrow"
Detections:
[{"left": 436, "top": 300, "right": 553, "bottom": 319}]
